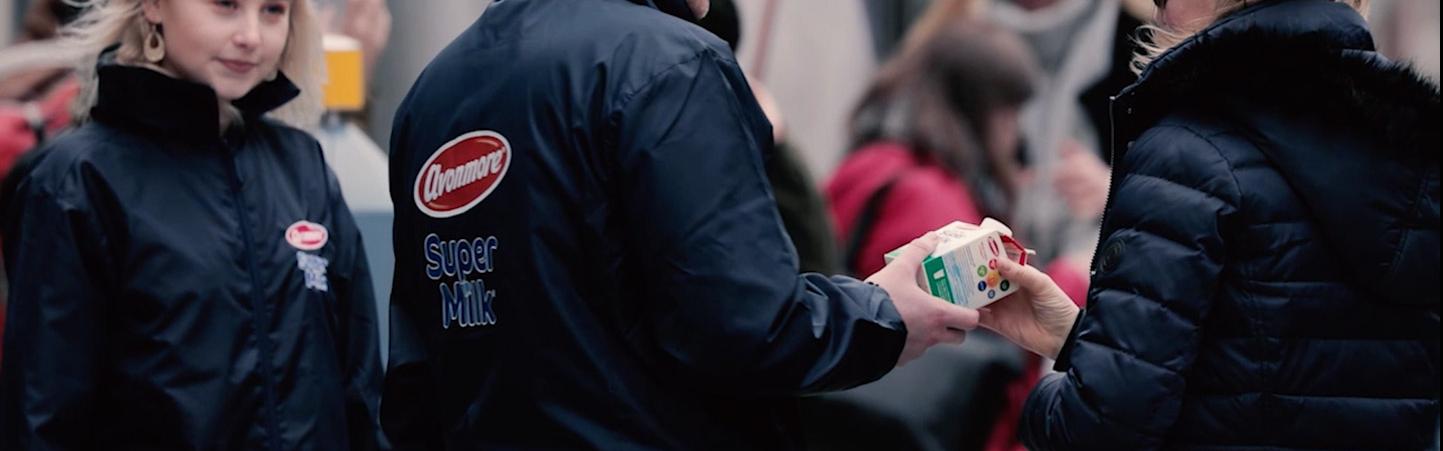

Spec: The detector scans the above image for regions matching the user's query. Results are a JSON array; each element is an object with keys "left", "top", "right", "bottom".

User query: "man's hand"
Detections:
[{"left": 866, "top": 233, "right": 981, "bottom": 367}]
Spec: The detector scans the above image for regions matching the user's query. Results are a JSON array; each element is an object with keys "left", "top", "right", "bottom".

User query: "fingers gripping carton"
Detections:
[{"left": 884, "top": 218, "right": 1030, "bottom": 309}]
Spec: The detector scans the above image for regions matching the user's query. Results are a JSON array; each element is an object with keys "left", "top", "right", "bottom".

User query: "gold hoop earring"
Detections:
[{"left": 144, "top": 23, "right": 166, "bottom": 63}]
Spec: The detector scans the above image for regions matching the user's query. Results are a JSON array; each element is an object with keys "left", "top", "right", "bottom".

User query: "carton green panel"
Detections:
[{"left": 923, "top": 258, "right": 955, "bottom": 303}]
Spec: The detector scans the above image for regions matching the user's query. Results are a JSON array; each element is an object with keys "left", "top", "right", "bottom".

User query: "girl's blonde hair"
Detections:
[
  {"left": 56, "top": 0, "right": 324, "bottom": 128},
  {"left": 1133, "top": 0, "right": 1370, "bottom": 74}
]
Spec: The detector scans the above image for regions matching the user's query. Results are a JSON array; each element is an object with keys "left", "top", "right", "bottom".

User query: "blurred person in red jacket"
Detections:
[
  {"left": 824, "top": 17, "right": 1088, "bottom": 451},
  {"left": 1, "top": 0, "right": 86, "bottom": 157},
  {"left": 826, "top": 20, "right": 1088, "bottom": 299}
]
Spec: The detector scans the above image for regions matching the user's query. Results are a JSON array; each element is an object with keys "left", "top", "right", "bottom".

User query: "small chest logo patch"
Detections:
[{"left": 285, "top": 220, "right": 329, "bottom": 251}]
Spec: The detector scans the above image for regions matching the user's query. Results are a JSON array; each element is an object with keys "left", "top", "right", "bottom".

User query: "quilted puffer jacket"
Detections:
[{"left": 1019, "top": 1, "right": 1441, "bottom": 449}]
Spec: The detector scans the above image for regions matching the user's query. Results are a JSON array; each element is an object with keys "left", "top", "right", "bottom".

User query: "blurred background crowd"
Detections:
[{"left": 1, "top": 0, "right": 1436, "bottom": 449}]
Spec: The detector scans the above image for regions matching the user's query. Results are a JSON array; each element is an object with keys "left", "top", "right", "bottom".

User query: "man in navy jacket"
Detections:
[{"left": 382, "top": 0, "right": 981, "bottom": 449}]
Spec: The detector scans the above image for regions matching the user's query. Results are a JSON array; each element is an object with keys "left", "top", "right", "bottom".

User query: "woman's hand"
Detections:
[{"left": 979, "top": 257, "right": 1080, "bottom": 359}]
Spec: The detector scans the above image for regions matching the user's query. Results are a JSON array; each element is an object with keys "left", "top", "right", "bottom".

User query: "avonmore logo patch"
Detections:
[
  {"left": 285, "top": 221, "right": 328, "bottom": 250},
  {"left": 414, "top": 130, "right": 512, "bottom": 218}
]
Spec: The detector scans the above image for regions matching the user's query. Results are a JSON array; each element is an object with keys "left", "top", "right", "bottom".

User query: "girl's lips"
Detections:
[{"left": 220, "top": 59, "right": 258, "bottom": 73}]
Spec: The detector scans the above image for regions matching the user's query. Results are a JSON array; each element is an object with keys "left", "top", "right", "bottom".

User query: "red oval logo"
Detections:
[
  {"left": 414, "top": 131, "right": 512, "bottom": 218},
  {"left": 286, "top": 220, "right": 329, "bottom": 251}
]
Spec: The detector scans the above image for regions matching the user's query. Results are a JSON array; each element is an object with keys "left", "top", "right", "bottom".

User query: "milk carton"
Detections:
[{"left": 884, "top": 218, "right": 1030, "bottom": 309}]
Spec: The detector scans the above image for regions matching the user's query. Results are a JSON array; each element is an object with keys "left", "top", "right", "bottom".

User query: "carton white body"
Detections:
[{"left": 885, "top": 219, "right": 1022, "bottom": 309}]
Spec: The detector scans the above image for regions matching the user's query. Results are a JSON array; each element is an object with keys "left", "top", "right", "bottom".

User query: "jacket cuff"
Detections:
[
  {"left": 870, "top": 280, "right": 908, "bottom": 354},
  {"left": 1052, "top": 308, "right": 1086, "bottom": 372}
]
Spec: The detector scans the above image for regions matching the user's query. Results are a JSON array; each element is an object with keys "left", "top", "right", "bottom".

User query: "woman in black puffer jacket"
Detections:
[{"left": 979, "top": 0, "right": 1440, "bottom": 449}]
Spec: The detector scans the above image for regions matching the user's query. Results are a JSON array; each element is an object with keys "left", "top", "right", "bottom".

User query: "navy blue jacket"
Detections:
[
  {"left": 0, "top": 60, "right": 385, "bottom": 450},
  {"left": 1021, "top": 1, "right": 1440, "bottom": 449},
  {"left": 382, "top": 0, "right": 907, "bottom": 448}
]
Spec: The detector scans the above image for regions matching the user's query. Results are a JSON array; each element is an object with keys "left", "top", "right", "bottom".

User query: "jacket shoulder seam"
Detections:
[{"left": 611, "top": 49, "right": 715, "bottom": 115}]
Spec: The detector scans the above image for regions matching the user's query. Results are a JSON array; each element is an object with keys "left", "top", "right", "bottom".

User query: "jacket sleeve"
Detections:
[
  {"left": 609, "top": 50, "right": 907, "bottom": 396},
  {"left": 320, "top": 165, "right": 388, "bottom": 450},
  {"left": 1020, "top": 124, "right": 1241, "bottom": 450},
  {"left": 0, "top": 164, "right": 113, "bottom": 450}
]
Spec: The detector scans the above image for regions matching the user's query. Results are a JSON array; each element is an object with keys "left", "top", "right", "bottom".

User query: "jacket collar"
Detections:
[
  {"left": 1132, "top": 0, "right": 1374, "bottom": 90},
  {"left": 89, "top": 48, "right": 300, "bottom": 142},
  {"left": 1112, "top": 0, "right": 1437, "bottom": 154}
]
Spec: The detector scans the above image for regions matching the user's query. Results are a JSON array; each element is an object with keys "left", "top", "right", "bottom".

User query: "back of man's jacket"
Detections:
[{"left": 382, "top": 0, "right": 909, "bottom": 448}]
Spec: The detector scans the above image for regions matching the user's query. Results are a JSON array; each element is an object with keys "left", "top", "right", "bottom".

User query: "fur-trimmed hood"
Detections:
[{"left": 1115, "top": 0, "right": 1440, "bottom": 307}]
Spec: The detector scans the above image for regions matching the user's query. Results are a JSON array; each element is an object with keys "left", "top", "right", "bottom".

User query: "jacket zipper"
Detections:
[
  {"left": 1088, "top": 95, "right": 1128, "bottom": 277},
  {"left": 223, "top": 134, "right": 284, "bottom": 451}
]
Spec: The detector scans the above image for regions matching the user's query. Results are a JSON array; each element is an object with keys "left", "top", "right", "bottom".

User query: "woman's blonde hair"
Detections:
[
  {"left": 1133, "top": 0, "right": 1370, "bottom": 74},
  {"left": 55, "top": 0, "right": 324, "bottom": 127}
]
